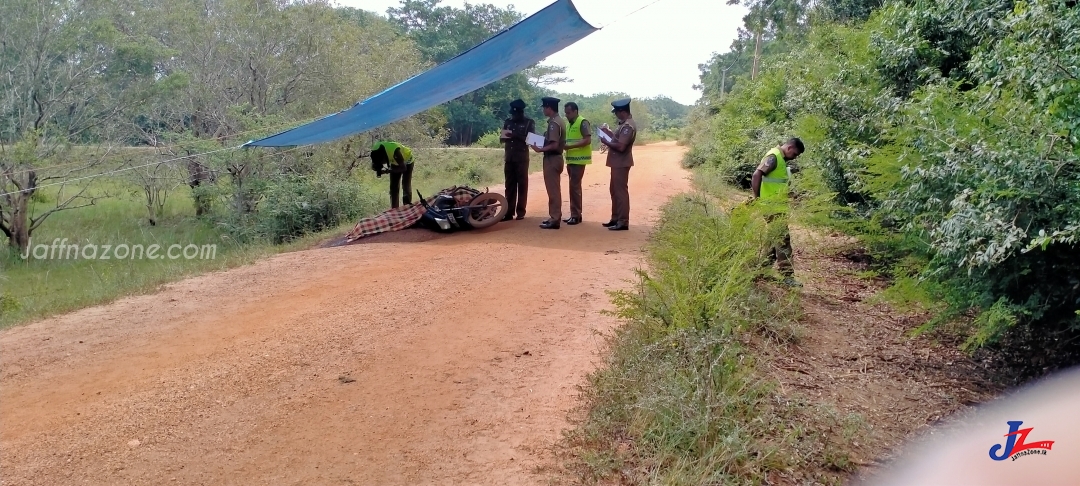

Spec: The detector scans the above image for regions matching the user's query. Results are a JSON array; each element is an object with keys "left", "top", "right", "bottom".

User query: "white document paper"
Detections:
[
  {"left": 595, "top": 128, "right": 613, "bottom": 144},
  {"left": 526, "top": 132, "right": 545, "bottom": 148}
]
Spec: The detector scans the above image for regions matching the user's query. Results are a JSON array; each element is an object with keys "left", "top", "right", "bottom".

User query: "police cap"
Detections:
[
  {"left": 541, "top": 96, "right": 561, "bottom": 109},
  {"left": 509, "top": 99, "right": 526, "bottom": 112},
  {"left": 611, "top": 98, "right": 631, "bottom": 112}
]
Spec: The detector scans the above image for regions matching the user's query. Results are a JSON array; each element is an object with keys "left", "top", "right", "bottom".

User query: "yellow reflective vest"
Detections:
[
  {"left": 759, "top": 146, "right": 788, "bottom": 202},
  {"left": 565, "top": 117, "right": 592, "bottom": 165},
  {"left": 372, "top": 141, "right": 413, "bottom": 167}
]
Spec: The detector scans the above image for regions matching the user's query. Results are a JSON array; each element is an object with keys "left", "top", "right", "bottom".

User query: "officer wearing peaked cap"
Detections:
[
  {"left": 500, "top": 98, "right": 535, "bottom": 220},
  {"left": 531, "top": 96, "right": 567, "bottom": 229},
  {"left": 599, "top": 98, "right": 636, "bottom": 231}
]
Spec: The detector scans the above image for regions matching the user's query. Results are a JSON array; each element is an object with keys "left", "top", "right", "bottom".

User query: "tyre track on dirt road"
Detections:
[{"left": 1, "top": 142, "right": 690, "bottom": 485}]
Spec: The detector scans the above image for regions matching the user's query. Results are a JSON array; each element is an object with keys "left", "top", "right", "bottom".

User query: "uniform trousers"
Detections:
[
  {"left": 609, "top": 166, "right": 631, "bottom": 225},
  {"left": 543, "top": 154, "right": 564, "bottom": 222},
  {"left": 567, "top": 164, "right": 586, "bottom": 219},
  {"left": 389, "top": 163, "right": 413, "bottom": 208},
  {"left": 503, "top": 152, "right": 530, "bottom": 218}
]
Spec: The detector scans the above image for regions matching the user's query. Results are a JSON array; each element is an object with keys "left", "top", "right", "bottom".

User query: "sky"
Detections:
[{"left": 333, "top": 0, "right": 749, "bottom": 106}]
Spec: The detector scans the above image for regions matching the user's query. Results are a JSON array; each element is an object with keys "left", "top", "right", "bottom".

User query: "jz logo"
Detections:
[{"left": 989, "top": 420, "right": 1055, "bottom": 461}]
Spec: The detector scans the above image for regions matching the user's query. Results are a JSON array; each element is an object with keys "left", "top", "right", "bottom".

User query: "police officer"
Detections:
[
  {"left": 599, "top": 98, "right": 636, "bottom": 231},
  {"left": 531, "top": 96, "right": 567, "bottom": 229},
  {"left": 500, "top": 99, "right": 535, "bottom": 220},
  {"left": 751, "top": 137, "right": 805, "bottom": 286},
  {"left": 370, "top": 140, "right": 414, "bottom": 209},
  {"left": 562, "top": 102, "right": 591, "bottom": 225}
]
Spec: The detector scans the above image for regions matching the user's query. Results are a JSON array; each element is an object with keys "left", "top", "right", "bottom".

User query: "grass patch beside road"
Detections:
[{"left": 559, "top": 183, "right": 861, "bottom": 484}]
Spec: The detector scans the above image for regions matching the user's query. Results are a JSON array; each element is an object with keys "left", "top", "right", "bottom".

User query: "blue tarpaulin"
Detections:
[{"left": 242, "top": 0, "right": 599, "bottom": 148}]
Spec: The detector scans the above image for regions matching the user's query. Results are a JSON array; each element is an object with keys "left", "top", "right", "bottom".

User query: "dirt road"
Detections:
[{"left": 0, "top": 142, "right": 690, "bottom": 485}]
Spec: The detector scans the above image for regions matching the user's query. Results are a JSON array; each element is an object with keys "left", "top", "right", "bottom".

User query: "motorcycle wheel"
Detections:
[{"left": 464, "top": 192, "right": 508, "bottom": 229}]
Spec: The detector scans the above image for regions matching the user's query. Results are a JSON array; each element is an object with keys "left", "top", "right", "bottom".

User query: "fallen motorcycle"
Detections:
[{"left": 413, "top": 187, "right": 508, "bottom": 232}]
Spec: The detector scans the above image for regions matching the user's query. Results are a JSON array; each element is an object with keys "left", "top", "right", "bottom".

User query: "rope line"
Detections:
[
  {"left": 0, "top": 146, "right": 242, "bottom": 197},
  {"left": 599, "top": 0, "right": 669, "bottom": 28},
  {"left": 0, "top": 115, "right": 333, "bottom": 178}
]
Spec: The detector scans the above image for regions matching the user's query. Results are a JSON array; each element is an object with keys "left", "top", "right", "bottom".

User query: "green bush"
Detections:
[
  {"left": 441, "top": 154, "right": 491, "bottom": 184},
  {"left": 681, "top": 68, "right": 791, "bottom": 189},
  {"left": 253, "top": 173, "right": 380, "bottom": 244},
  {"left": 474, "top": 130, "right": 503, "bottom": 148},
  {"left": 0, "top": 293, "right": 20, "bottom": 317}
]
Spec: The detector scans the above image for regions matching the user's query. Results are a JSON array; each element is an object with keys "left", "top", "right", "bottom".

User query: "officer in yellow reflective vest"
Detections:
[
  {"left": 751, "top": 137, "right": 805, "bottom": 286},
  {"left": 371, "top": 140, "right": 414, "bottom": 209},
  {"left": 562, "top": 102, "right": 592, "bottom": 225}
]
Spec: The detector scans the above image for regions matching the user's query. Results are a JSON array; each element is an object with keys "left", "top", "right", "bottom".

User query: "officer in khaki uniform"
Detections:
[
  {"left": 562, "top": 101, "right": 592, "bottom": 225},
  {"left": 531, "top": 96, "right": 567, "bottom": 229},
  {"left": 599, "top": 98, "right": 636, "bottom": 231}
]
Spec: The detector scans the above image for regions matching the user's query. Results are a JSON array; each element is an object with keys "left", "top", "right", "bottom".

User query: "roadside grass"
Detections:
[
  {"left": 559, "top": 177, "right": 862, "bottom": 484},
  {"left": 0, "top": 147, "right": 530, "bottom": 329}
]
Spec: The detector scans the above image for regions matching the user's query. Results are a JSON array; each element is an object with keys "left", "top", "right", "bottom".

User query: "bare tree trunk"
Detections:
[
  {"left": 2, "top": 168, "right": 36, "bottom": 254},
  {"left": 6, "top": 193, "right": 31, "bottom": 253},
  {"left": 721, "top": 68, "right": 728, "bottom": 99},
  {"left": 752, "top": 28, "right": 762, "bottom": 80},
  {"left": 188, "top": 160, "right": 213, "bottom": 217},
  {"left": 144, "top": 189, "right": 160, "bottom": 226}
]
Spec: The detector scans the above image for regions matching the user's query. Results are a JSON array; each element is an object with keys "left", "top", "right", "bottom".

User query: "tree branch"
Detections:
[
  {"left": 29, "top": 187, "right": 108, "bottom": 233},
  {"left": 1055, "top": 60, "right": 1079, "bottom": 81}
]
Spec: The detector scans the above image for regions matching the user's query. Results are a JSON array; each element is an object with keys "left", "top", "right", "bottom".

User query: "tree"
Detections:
[
  {"left": 695, "top": 33, "right": 753, "bottom": 103},
  {"left": 0, "top": 0, "right": 161, "bottom": 254},
  {"left": 386, "top": 0, "right": 554, "bottom": 145},
  {"left": 125, "top": 153, "right": 186, "bottom": 226},
  {"left": 725, "top": 0, "right": 810, "bottom": 79},
  {"left": 524, "top": 64, "right": 572, "bottom": 89},
  {"left": 0, "top": 133, "right": 115, "bottom": 252}
]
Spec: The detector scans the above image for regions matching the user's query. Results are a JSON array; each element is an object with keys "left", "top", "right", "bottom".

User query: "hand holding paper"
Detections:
[
  {"left": 526, "top": 132, "right": 546, "bottom": 149},
  {"left": 595, "top": 128, "right": 613, "bottom": 144}
]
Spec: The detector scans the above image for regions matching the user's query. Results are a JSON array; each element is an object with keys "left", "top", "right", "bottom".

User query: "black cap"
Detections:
[
  {"left": 611, "top": 98, "right": 631, "bottom": 112},
  {"left": 509, "top": 99, "right": 525, "bottom": 111},
  {"left": 541, "top": 96, "right": 560, "bottom": 109}
]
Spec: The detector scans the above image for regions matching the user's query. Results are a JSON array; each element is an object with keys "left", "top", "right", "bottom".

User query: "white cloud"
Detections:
[{"left": 334, "top": 0, "right": 748, "bottom": 105}]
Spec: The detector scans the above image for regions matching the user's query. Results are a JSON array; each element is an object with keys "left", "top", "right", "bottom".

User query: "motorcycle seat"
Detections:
[{"left": 432, "top": 195, "right": 457, "bottom": 210}]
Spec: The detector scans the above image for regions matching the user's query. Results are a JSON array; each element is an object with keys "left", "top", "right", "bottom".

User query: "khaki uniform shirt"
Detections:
[
  {"left": 543, "top": 115, "right": 566, "bottom": 158},
  {"left": 605, "top": 117, "right": 637, "bottom": 168}
]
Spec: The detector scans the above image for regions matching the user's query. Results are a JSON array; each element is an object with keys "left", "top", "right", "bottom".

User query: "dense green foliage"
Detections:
[{"left": 686, "top": 0, "right": 1080, "bottom": 375}]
